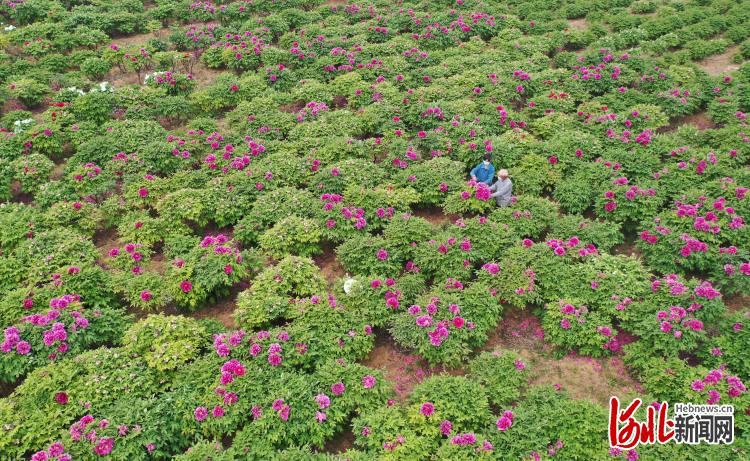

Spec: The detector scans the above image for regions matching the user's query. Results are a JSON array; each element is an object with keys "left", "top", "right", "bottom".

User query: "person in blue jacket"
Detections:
[{"left": 470, "top": 154, "right": 495, "bottom": 185}]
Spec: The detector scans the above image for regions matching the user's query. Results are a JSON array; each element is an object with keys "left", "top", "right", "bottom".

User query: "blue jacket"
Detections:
[{"left": 470, "top": 162, "right": 495, "bottom": 185}]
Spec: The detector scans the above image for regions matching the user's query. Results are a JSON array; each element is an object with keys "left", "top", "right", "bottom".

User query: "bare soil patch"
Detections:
[
  {"left": 279, "top": 100, "right": 306, "bottom": 113},
  {"left": 361, "top": 331, "right": 463, "bottom": 401},
  {"left": 50, "top": 161, "right": 67, "bottom": 180},
  {"left": 93, "top": 227, "right": 120, "bottom": 267},
  {"left": 411, "top": 206, "right": 459, "bottom": 227},
  {"left": 658, "top": 112, "right": 716, "bottom": 133},
  {"left": 10, "top": 180, "right": 34, "bottom": 205},
  {"left": 697, "top": 46, "right": 741, "bottom": 76},
  {"left": 314, "top": 242, "right": 346, "bottom": 287},
  {"left": 612, "top": 242, "right": 642, "bottom": 259},
  {"left": 191, "top": 64, "right": 226, "bottom": 88},
  {"left": 108, "top": 27, "right": 172, "bottom": 49},
  {"left": 485, "top": 307, "right": 642, "bottom": 406},
  {"left": 191, "top": 291, "right": 239, "bottom": 330},
  {"left": 321, "top": 428, "right": 355, "bottom": 454},
  {"left": 568, "top": 18, "right": 589, "bottom": 30},
  {"left": 725, "top": 294, "right": 749, "bottom": 313}
]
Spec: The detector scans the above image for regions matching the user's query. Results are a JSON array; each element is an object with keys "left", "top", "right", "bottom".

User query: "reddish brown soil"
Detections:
[
  {"left": 697, "top": 46, "right": 740, "bottom": 76},
  {"left": 360, "top": 331, "right": 463, "bottom": 401},
  {"left": 196, "top": 223, "right": 235, "bottom": 239},
  {"left": 659, "top": 112, "right": 717, "bottom": 133},
  {"left": 725, "top": 294, "right": 749, "bottom": 313},
  {"left": 93, "top": 227, "right": 120, "bottom": 267},
  {"left": 0, "top": 377, "right": 21, "bottom": 398},
  {"left": 50, "top": 162, "right": 67, "bottom": 180},
  {"left": 484, "top": 307, "right": 548, "bottom": 352},
  {"left": 108, "top": 27, "right": 172, "bottom": 48},
  {"left": 314, "top": 242, "right": 346, "bottom": 287},
  {"left": 279, "top": 101, "right": 306, "bottom": 113},
  {"left": 321, "top": 429, "right": 355, "bottom": 454},
  {"left": 412, "top": 206, "right": 459, "bottom": 227},
  {"left": 331, "top": 95, "right": 348, "bottom": 109},
  {"left": 190, "top": 64, "right": 226, "bottom": 88},
  {"left": 145, "top": 251, "right": 166, "bottom": 275},
  {"left": 484, "top": 307, "right": 642, "bottom": 406},
  {"left": 567, "top": 18, "right": 588, "bottom": 30},
  {"left": 612, "top": 242, "right": 642, "bottom": 259},
  {"left": 191, "top": 294, "right": 238, "bottom": 330}
]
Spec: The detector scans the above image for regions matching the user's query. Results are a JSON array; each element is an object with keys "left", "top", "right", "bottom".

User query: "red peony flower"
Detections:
[{"left": 54, "top": 392, "right": 68, "bottom": 405}]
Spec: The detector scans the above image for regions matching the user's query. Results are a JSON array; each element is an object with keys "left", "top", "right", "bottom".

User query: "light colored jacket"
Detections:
[{"left": 489, "top": 178, "right": 513, "bottom": 205}]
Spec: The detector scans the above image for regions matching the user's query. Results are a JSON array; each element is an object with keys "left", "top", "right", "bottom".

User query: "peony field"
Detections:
[{"left": 0, "top": 0, "right": 749, "bottom": 459}]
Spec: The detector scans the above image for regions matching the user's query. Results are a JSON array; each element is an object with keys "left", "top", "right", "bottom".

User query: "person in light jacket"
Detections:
[
  {"left": 470, "top": 154, "right": 495, "bottom": 185},
  {"left": 489, "top": 169, "right": 513, "bottom": 207}
]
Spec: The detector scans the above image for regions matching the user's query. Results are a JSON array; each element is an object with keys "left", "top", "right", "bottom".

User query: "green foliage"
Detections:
[
  {"left": 123, "top": 315, "right": 208, "bottom": 372},
  {"left": 259, "top": 216, "right": 323, "bottom": 259}
]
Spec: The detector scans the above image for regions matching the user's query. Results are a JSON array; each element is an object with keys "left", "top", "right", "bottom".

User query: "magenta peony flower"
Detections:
[
  {"left": 496, "top": 416, "right": 512, "bottom": 431},
  {"left": 55, "top": 392, "right": 68, "bottom": 405},
  {"left": 268, "top": 353, "right": 282, "bottom": 366},
  {"left": 420, "top": 402, "right": 435, "bottom": 417},
  {"left": 362, "top": 375, "right": 376, "bottom": 389},
  {"left": 194, "top": 406, "right": 208, "bottom": 421},
  {"left": 279, "top": 405, "right": 290, "bottom": 421},
  {"left": 440, "top": 419, "right": 453, "bottom": 435},
  {"left": 180, "top": 280, "right": 193, "bottom": 293},
  {"left": 331, "top": 382, "right": 345, "bottom": 396},
  {"left": 316, "top": 393, "right": 330, "bottom": 409},
  {"left": 93, "top": 437, "right": 114, "bottom": 456},
  {"left": 376, "top": 249, "right": 388, "bottom": 260},
  {"left": 212, "top": 405, "right": 224, "bottom": 418},
  {"left": 16, "top": 341, "right": 30, "bottom": 355}
]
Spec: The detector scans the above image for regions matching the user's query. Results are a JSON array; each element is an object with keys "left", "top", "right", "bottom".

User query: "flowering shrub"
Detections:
[
  {"left": 0, "top": 294, "right": 129, "bottom": 383},
  {"left": 638, "top": 191, "right": 750, "bottom": 294},
  {"left": 123, "top": 315, "right": 208, "bottom": 372},
  {"left": 543, "top": 299, "right": 618, "bottom": 357},
  {"left": 258, "top": 216, "right": 322, "bottom": 259},
  {"left": 336, "top": 235, "right": 403, "bottom": 278},
  {"left": 234, "top": 187, "right": 318, "bottom": 245},
  {"left": 547, "top": 214, "right": 624, "bottom": 252},
  {"left": 704, "top": 311, "right": 750, "bottom": 377},
  {"left": 234, "top": 256, "right": 326, "bottom": 329},
  {"left": 393, "top": 157, "right": 466, "bottom": 206},
  {"left": 390, "top": 282, "right": 502, "bottom": 367},
  {"left": 488, "top": 195, "right": 559, "bottom": 239},
  {"left": 165, "top": 234, "right": 261, "bottom": 310},
  {"left": 469, "top": 350, "right": 529, "bottom": 407},
  {"left": 442, "top": 180, "right": 496, "bottom": 215},
  {"left": 144, "top": 71, "right": 195, "bottom": 96}
]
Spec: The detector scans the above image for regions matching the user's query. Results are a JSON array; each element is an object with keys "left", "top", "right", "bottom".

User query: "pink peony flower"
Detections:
[
  {"left": 420, "top": 402, "right": 435, "bottom": 417},
  {"left": 362, "top": 375, "right": 376, "bottom": 389},
  {"left": 496, "top": 416, "right": 512, "bottom": 431},
  {"left": 194, "top": 406, "right": 208, "bottom": 421},
  {"left": 331, "top": 382, "right": 345, "bottom": 396}
]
